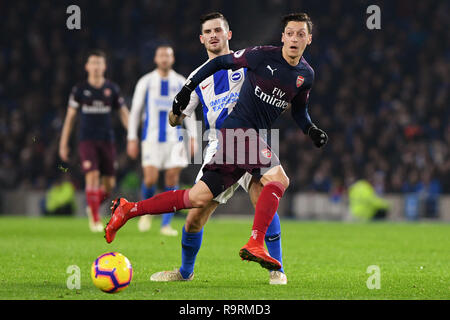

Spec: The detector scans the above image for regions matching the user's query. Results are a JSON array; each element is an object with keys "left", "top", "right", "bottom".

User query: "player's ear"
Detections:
[
  {"left": 199, "top": 34, "right": 205, "bottom": 45},
  {"left": 307, "top": 33, "right": 312, "bottom": 45},
  {"left": 227, "top": 30, "right": 232, "bottom": 41}
]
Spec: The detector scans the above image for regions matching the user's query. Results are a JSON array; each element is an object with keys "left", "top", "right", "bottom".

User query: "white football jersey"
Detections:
[
  {"left": 128, "top": 69, "right": 197, "bottom": 143},
  {"left": 183, "top": 60, "right": 246, "bottom": 145}
]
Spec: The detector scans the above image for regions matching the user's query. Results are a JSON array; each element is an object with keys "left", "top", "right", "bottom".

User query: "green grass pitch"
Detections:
[{"left": 0, "top": 215, "right": 449, "bottom": 300}]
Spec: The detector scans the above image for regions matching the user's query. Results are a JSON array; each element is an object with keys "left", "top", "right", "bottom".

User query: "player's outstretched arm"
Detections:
[
  {"left": 172, "top": 54, "right": 237, "bottom": 115},
  {"left": 172, "top": 46, "right": 266, "bottom": 115},
  {"left": 59, "top": 107, "right": 77, "bottom": 162}
]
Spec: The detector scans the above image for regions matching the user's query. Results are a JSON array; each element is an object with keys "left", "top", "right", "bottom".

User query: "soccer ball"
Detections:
[{"left": 91, "top": 252, "right": 133, "bottom": 293}]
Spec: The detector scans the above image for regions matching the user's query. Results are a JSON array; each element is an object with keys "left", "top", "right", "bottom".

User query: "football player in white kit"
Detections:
[
  {"left": 150, "top": 13, "right": 286, "bottom": 284},
  {"left": 127, "top": 45, "right": 198, "bottom": 236}
]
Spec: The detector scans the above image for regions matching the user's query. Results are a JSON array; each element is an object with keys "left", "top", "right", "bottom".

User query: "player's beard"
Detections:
[{"left": 207, "top": 41, "right": 227, "bottom": 56}]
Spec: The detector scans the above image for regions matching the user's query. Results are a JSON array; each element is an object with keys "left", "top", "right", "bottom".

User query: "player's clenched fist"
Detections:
[
  {"left": 308, "top": 126, "right": 328, "bottom": 148},
  {"left": 172, "top": 82, "right": 195, "bottom": 116},
  {"left": 127, "top": 140, "right": 139, "bottom": 160}
]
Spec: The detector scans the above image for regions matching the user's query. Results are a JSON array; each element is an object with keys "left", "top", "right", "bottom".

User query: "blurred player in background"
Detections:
[
  {"left": 127, "top": 45, "right": 198, "bottom": 236},
  {"left": 137, "top": 13, "right": 286, "bottom": 284},
  {"left": 59, "top": 50, "right": 129, "bottom": 232}
]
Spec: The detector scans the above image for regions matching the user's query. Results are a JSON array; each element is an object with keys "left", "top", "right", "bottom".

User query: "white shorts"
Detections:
[
  {"left": 195, "top": 141, "right": 253, "bottom": 204},
  {"left": 141, "top": 140, "right": 188, "bottom": 170}
]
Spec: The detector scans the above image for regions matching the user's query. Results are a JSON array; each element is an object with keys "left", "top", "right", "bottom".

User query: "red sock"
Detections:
[
  {"left": 249, "top": 182, "right": 286, "bottom": 246},
  {"left": 130, "top": 189, "right": 192, "bottom": 219},
  {"left": 86, "top": 189, "right": 101, "bottom": 223}
]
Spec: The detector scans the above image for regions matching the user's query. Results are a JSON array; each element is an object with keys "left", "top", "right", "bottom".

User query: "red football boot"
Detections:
[
  {"left": 105, "top": 198, "right": 136, "bottom": 243},
  {"left": 239, "top": 242, "right": 282, "bottom": 271}
]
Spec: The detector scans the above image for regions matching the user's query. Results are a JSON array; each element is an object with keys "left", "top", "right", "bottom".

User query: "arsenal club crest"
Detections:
[
  {"left": 296, "top": 76, "right": 304, "bottom": 88},
  {"left": 261, "top": 148, "right": 272, "bottom": 159}
]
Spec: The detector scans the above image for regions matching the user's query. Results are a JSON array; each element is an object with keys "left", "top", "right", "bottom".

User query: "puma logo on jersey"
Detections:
[{"left": 266, "top": 65, "right": 277, "bottom": 75}]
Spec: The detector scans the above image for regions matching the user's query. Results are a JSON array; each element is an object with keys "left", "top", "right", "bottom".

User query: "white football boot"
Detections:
[
  {"left": 138, "top": 215, "right": 152, "bottom": 232},
  {"left": 150, "top": 268, "right": 194, "bottom": 282},
  {"left": 160, "top": 225, "right": 178, "bottom": 236},
  {"left": 269, "top": 271, "right": 287, "bottom": 285}
]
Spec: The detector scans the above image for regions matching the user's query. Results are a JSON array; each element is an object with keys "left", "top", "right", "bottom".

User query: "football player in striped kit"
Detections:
[
  {"left": 149, "top": 13, "right": 287, "bottom": 284},
  {"left": 127, "top": 45, "right": 198, "bottom": 236}
]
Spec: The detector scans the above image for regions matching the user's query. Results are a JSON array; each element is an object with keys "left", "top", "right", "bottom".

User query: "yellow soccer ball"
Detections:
[{"left": 91, "top": 252, "right": 133, "bottom": 293}]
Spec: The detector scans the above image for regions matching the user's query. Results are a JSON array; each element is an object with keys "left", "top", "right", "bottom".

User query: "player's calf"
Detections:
[
  {"left": 105, "top": 184, "right": 214, "bottom": 243},
  {"left": 185, "top": 201, "right": 218, "bottom": 233}
]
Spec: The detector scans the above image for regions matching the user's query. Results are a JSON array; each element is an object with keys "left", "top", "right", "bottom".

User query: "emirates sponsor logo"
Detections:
[
  {"left": 254, "top": 86, "right": 289, "bottom": 109},
  {"left": 81, "top": 100, "right": 111, "bottom": 114}
]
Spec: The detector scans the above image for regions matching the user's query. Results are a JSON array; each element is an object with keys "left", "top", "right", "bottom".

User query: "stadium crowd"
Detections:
[{"left": 0, "top": 0, "right": 448, "bottom": 202}]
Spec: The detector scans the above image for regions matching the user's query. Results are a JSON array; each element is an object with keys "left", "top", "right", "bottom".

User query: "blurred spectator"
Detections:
[
  {"left": 403, "top": 169, "right": 441, "bottom": 219},
  {"left": 348, "top": 179, "right": 390, "bottom": 220},
  {"left": 40, "top": 176, "right": 76, "bottom": 215}
]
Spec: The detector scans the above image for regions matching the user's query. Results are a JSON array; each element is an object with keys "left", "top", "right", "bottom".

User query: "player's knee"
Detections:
[
  {"left": 274, "top": 173, "right": 289, "bottom": 190},
  {"left": 263, "top": 176, "right": 289, "bottom": 190},
  {"left": 86, "top": 170, "right": 100, "bottom": 181},
  {"left": 189, "top": 197, "right": 210, "bottom": 208},
  {"left": 187, "top": 188, "right": 214, "bottom": 208},
  {"left": 281, "top": 176, "right": 290, "bottom": 189},
  {"left": 103, "top": 179, "right": 116, "bottom": 192},
  {"left": 165, "top": 170, "right": 180, "bottom": 186},
  {"left": 143, "top": 176, "right": 157, "bottom": 188}
]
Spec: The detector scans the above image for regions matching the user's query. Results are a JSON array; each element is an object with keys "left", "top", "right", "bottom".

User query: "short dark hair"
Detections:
[
  {"left": 155, "top": 44, "right": 173, "bottom": 51},
  {"left": 281, "top": 13, "right": 313, "bottom": 34},
  {"left": 86, "top": 49, "right": 107, "bottom": 61},
  {"left": 199, "top": 12, "right": 229, "bottom": 32}
]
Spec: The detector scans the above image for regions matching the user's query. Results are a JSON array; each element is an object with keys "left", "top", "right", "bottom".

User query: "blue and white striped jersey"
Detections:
[
  {"left": 182, "top": 60, "right": 246, "bottom": 144},
  {"left": 128, "top": 69, "right": 197, "bottom": 143}
]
